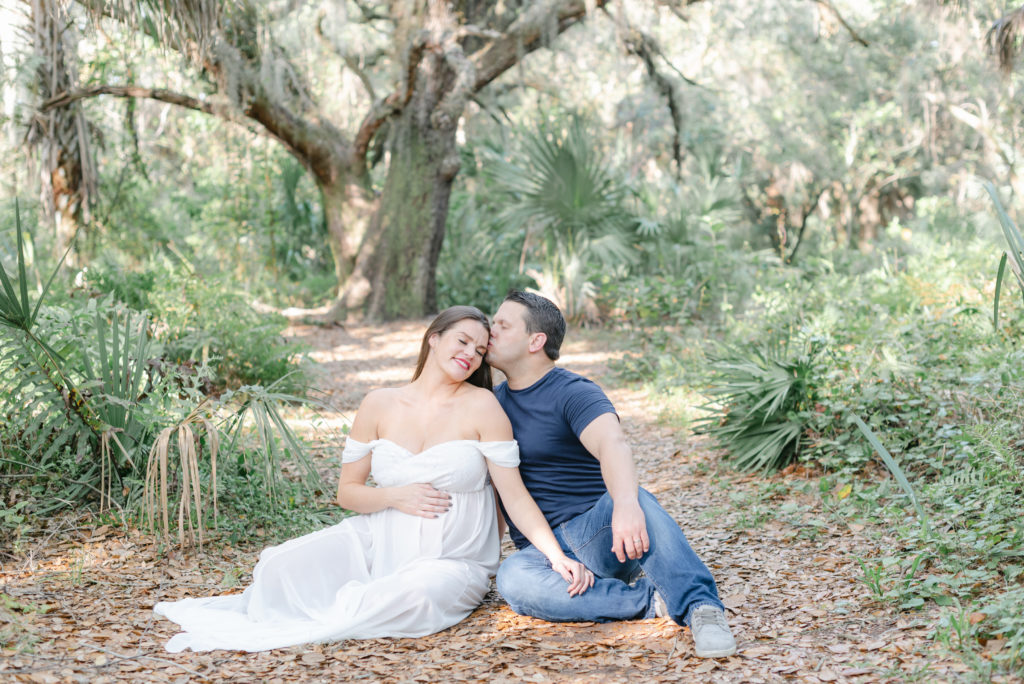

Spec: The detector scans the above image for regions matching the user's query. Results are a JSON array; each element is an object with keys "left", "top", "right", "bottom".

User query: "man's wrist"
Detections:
[{"left": 610, "top": 491, "right": 640, "bottom": 507}]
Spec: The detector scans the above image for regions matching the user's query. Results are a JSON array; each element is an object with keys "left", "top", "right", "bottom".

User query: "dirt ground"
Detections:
[{"left": 0, "top": 321, "right": 978, "bottom": 682}]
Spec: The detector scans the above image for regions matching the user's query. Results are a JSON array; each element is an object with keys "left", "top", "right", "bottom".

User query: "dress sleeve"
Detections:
[
  {"left": 341, "top": 438, "right": 372, "bottom": 463},
  {"left": 479, "top": 441, "right": 520, "bottom": 468}
]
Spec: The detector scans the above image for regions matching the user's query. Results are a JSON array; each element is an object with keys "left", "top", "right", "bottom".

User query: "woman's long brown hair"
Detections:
[{"left": 411, "top": 306, "right": 493, "bottom": 390}]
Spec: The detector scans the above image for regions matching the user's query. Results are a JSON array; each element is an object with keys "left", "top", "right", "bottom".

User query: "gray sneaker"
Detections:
[{"left": 690, "top": 605, "right": 737, "bottom": 658}]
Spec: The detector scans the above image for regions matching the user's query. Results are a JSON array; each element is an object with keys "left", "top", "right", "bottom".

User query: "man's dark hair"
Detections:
[{"left": 503, "top": 291, "right": 566, "bottom": 361}]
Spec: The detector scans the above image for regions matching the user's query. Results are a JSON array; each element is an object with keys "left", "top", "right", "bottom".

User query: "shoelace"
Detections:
[{"left": 692, "top": 607, "right": 728, "bottom": 631}]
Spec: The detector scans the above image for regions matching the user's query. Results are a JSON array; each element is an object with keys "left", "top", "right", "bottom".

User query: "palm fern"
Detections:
[
  {"left": 985, "top": 181, "right": 1024, "bottom": 329},
  {"left": 2, "top": 204, "right": 324, "bottom": 542},
  {"left": 220, "top": 382, "right": 323, "bottom": 503},
  {"left": 486, "top": 116, "right": 637, "bottom": 320},
  {"left": 696, "top": 342, "right": 821, "bottom": 473},
  {"left": 0, "top": 203, "right": 99, "bottom": 487},
  {"left": 1, "top": 206, "right": 149, "bottom": 511}
]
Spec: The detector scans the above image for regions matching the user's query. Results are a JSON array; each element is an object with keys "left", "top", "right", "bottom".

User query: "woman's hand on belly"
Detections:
[{"left": 385, "top": 483, "right": 452, "bottom": 518}]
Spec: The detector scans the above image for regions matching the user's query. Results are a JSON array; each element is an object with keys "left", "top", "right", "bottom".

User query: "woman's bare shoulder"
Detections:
[
  {"left": 460, "top": 385, "right": 502, "bottom": 407},
  {"left": 359, "top": 386, "right": 406, "bottom": 408},
  {"left": 460, "top": 386, "right": 512, "bottom": 438},
  {"left": 351, "top": 387, "right": 405, "bottom": 439}
]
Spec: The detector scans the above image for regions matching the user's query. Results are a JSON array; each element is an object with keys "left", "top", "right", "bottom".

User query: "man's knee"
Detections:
[{"left": 495, "top": 555, "right": 531, "bottom": 604}]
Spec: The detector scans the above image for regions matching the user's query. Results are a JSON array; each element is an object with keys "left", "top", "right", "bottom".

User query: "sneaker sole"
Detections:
[{"left": 695, "top": 645, "right": 737, "bottom": 658}]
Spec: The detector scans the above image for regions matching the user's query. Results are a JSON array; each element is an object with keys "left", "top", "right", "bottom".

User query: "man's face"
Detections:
[{"left": 486, "top": 301, "right": 532, "bottom": 369}]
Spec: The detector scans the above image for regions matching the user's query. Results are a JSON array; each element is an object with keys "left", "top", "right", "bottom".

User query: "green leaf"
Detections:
[
  {"left": 851, "top": 413, "right": 930, "bottom": 535},
  {"left": 994, "top": 252, "right": 1007, "bottom": 330}
]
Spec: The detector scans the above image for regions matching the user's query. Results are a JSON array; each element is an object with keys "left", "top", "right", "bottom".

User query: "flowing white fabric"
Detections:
[{"left": 154, "top": 439, "right": 519, "bottom": 652}]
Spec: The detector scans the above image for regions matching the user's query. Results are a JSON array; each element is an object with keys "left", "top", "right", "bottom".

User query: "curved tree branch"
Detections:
[
  {"left": 38, "top": 82, "right": 351, "bottom": 186},
  {"left": 432, "top": 42, "right": 476, "bottom": 132},
  {"left": 40, "top": 84, "right": 233, "bottom": 120},
  {"left": 813, "top": 0, "right": 869, "bottom": 47},
  {"left": 315, "top": 9, "right": 382, "bottom": 100},
  {"left": 352, "top": 35, "right": 429, "bottom": 168},
  {"left": 621, "top": 28, "right": 687, "bottom": 173},
  {"left": 469, "top": 0, "right": 609, "bottom": 92}
]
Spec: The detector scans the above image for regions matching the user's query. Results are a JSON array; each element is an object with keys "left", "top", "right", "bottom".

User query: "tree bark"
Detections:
[
  {"left": 321, "top": 176, "right": 377, "bottom": 291},
  {"left": 336, "top": 4, "right": 470, "bottom": 320},
  {"left": 29, "top": 0, "right": 95, "bottom": 266},
  {"left": 363, "top": 96, "right": 461, "bottom": 319}
]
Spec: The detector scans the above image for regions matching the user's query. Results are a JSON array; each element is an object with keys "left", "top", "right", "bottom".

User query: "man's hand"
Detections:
[
  {"left": 611, "top": 499, "right": 649, "bottom": 562},
  {"left": 550, "top": 557, "right": 595, "bottom": 596},
  {"left": 388, "top": 483, "right": 451, "bottom": 518}
]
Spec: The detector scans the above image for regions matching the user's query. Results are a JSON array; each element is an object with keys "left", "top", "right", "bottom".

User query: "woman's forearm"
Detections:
[
  {"left": 501, "top": 490, "right": 568, "bottom": 563},
  {"left": 489, "top": 466, "right": 567, "bottom": 562},
  {"left": 336, "top": 481, "right": 391, "bottom": 514}
]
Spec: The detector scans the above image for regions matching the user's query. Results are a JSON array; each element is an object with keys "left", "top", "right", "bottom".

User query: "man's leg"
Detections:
[
  {"left": 633, "top": 488, "right": 724, "bottom": 626},
  {"left": 498, "top": 490, "right": 735, "bottom": 657},
  {"left": 559, "top": 489, "right": 724, "bottom": 628},
  {"left": 495, "top": 537, "right": 655, "bottom": 623}
]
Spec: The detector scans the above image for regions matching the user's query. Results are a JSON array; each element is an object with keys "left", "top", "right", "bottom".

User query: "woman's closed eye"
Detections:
[{"left": 458, "top": 337, "right": 484, "bottom": 355}]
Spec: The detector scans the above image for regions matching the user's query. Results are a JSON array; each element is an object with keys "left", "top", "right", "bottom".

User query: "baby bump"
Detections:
[{"left": 438, "top": 489, "right": 500, "bottom": 568}]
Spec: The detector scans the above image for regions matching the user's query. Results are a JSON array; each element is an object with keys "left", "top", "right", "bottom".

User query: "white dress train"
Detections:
[{"left": 154, "top": 438, "right": 519, "bottom": 652}]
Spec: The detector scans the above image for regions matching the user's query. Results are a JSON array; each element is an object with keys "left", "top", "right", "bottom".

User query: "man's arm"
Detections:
[{"left": 579, "top": 412, "right": 650, "bottom": 562}]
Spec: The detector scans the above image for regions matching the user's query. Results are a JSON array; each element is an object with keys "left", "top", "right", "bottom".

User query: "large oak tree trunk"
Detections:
[
  {"left": 362, "top": 89, "right": 461, "bottom": 319},
  {"left": 335, "top": 3, "right": 471, "bottom": 320}
]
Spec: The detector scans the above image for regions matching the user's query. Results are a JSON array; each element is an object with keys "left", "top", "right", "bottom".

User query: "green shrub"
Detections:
[
  {"left": 82, "top": 261, "right": 157, "bottom": 312},
  {"left": 436, "top": 181, "right": 535, "bottom": 313},
  {"left": 696, "top": 339, "right": 823, "bottom": 472},
  {"left": 0, "top": 206, "right": 322, "bottom": 541}
]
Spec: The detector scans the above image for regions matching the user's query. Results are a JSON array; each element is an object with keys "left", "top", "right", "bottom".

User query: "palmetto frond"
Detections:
[
  {"left": 696, "top": 343, "right": 821, "bottom": 473},
  {"left": 985, "top": 181, "right": 1024, "bottom": 329},
  {"left": 484, "top": 116, "right": 637, "bottom": 320},
  {"left": 219, "top": 382, "right": 324, "bottom": 504},
  {"left": 488, "top": 117, "right": 637, "bottom": 268},
  {"left": 0, "top": 204, "right": 98, "bottom": 494},
  {"left": 0, "top": 203, "right": 143, "bottom": 510},
  {"left": 987, "top": 7, "right": 1024, "bottom": 75},
  {"left": 0, "top": 325, "right": 94, "bottom": 471}
]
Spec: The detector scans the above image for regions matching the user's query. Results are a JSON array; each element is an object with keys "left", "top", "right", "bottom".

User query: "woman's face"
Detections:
[{"left": 429, "top": 319, "right": 489, "bottom": 381}]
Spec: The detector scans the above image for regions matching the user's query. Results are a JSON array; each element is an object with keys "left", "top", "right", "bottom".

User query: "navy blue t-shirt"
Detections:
[{"left": 494, "top": 367, "right": 616, "bottom": 549}]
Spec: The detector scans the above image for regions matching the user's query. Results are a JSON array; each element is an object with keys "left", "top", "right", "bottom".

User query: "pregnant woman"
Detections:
[{"left": 154, "top": 306, "right": 593, "bottom": 652}]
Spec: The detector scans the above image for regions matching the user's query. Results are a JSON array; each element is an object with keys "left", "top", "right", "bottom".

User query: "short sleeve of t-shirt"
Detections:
[{"left": 563, "top": 380, "right": 616, "bottom": 438}]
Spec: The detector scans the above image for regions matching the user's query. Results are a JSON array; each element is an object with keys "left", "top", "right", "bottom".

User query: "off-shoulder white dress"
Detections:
[{"left": 154, "top": 439, "right": 519, "bottom": 652}]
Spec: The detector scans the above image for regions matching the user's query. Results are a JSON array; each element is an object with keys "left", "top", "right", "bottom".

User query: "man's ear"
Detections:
[{"left": 527, "top": 332, "right": 547, "bottom": 354}]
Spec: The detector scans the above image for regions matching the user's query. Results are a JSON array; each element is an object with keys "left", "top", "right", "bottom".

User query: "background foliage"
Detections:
[{"left": 3, "top": 0, "right": 1024, "bottom": 676}]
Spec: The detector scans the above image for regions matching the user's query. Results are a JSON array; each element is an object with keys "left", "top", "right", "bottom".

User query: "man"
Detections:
[{"left": 486, "top": 291, "right": 736, "bottom": 659}]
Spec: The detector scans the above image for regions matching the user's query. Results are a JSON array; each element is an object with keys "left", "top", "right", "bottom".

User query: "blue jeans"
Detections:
[{"left": 495, "top": 488, "right": 723, "bottom": 627}]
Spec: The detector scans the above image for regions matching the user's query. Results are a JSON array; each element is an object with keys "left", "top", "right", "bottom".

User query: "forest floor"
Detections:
[{"left": 0, "top": 321, "right": 988, "bottom": 683}]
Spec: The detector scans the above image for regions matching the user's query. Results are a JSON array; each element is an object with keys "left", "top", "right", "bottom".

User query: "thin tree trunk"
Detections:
[
  {"left": 30, "top": 0, "right": 94, "bottom": 266},
  {"left": 320, "top": 177, "right": 377, "bottom": 291}
]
